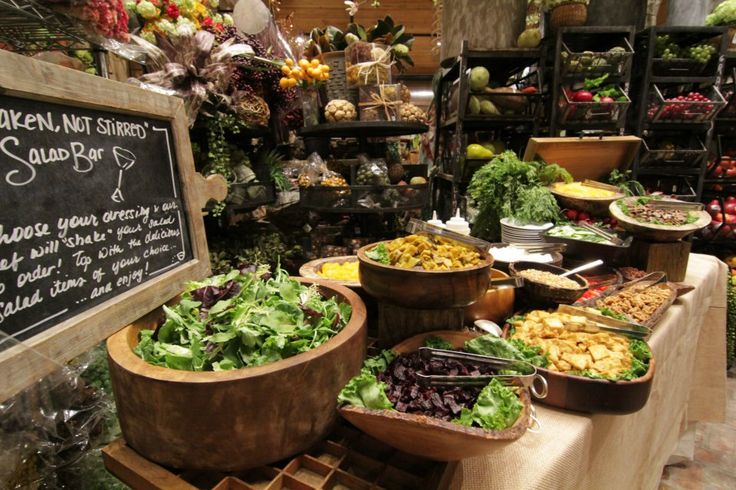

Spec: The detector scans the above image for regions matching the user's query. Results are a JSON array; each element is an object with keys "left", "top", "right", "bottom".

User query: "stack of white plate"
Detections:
[{"left": 500, "top": 218, "right": 554, "bottom": 244}]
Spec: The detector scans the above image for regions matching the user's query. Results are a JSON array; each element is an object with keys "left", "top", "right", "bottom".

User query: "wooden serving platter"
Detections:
[{"left": 580, "top": 278, "right": 677, "bottom": 329}]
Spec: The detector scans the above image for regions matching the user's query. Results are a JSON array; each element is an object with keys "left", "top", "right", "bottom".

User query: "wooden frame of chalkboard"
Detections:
[{"left": 0, "top": 49, "right": 226, "bottom": 401}]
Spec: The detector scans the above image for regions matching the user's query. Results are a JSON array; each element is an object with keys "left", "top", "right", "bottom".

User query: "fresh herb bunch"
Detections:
[
  {"left": 607, "top": 169, "right": 645, "bottom": 196},
  {"left": 467, "top": 151, "right": 572, "bottom": 241},
  {"left": 134, "top": 267, "right": 351, "bottom": 371}
]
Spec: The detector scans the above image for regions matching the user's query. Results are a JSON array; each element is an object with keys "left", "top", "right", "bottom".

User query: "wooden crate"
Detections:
[{"left": 103, "top": 424, "right": 460, "bottom": 490}]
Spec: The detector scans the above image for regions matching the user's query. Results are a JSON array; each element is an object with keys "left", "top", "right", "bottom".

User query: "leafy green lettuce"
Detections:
[
  {"left": 464, "top": 335, "right": 549, "bottom": 367},
  {"left": 617, "top": 339, "right": 652, "bottom": 381},
  {"left": 337, "top": 371, "right": 394, "bottom": 409},
  {"left": 453, "top": 379, "right": 523, "bottom": 430},
  {"left": 134, "top": 267, "right": 351, "bottom": 371},
  {"left": 338, "top": 351, "right": 396, "bottom": 409}
]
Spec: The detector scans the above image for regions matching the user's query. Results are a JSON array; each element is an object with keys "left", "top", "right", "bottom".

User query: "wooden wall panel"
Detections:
[
  {"left": 279, "top": 0, "right": 435, "bottom": 35},
  {"left": 277, "top": 0, "right": 439, "bottom": 75}
]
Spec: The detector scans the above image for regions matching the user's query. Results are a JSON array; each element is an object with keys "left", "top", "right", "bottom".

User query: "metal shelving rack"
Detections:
[
  {"left": 629, "top": 26, "right": 728, "bottom": 201},
  {"left": 432, "top": 40, "right": 546, "bottom": 219},
  {"left": 549, "top": 26, "right": 636, "bottom": 136},
  {"left": 0, "top": 0, "right": 109, "bottom": 76}
]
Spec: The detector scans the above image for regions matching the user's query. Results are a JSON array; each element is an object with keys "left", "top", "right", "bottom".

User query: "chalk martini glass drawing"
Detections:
[{"left": 111, "top": 147, "right": 136, "bottom": 203}]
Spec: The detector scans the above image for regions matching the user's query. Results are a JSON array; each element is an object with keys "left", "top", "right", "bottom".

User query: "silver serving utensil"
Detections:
[
  {"left": 647, "top": 200, "right": 704, "bottom": 212},
  {"left": 474, "top": 319, "right": 503, "bottom": 337},
  {"left": 582, "top": 179, "right": 623, "bottom": 194},
  {"left": 559, "top": 259, "right": 604, "bottom": 277},
  {"left": 406, "top": 218, "right": 492, "bottom": 251},
  {"left": 556, "top": 304, "right": 652, "bottom": 339},
  {"left": 506, "top": 242, "right": 567, "bottom": 254},
  {"left": 578, "top": 221, "right": 625, "bottom": 246},
  {"left": 415, "top": 347, "right": 548, "bottom": 399}
]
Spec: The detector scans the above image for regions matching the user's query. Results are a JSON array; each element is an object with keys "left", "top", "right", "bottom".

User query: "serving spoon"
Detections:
[{"left": 559, "top": 259, "right": 604, "bottom": 278}]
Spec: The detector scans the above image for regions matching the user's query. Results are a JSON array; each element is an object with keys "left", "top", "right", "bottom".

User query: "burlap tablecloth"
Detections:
[{"left": 453, "top": 254, "right": 728, "bottom": 490}]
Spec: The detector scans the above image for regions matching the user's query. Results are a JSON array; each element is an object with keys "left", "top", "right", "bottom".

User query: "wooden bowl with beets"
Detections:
[{"left": 338, "top": 330, "right": 533, "bottom": 461}]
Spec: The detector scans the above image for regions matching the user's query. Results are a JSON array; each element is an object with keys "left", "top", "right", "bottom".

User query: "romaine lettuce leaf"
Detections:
[{"left": 453, "top": 379, "right": 523, "bottom": 430}]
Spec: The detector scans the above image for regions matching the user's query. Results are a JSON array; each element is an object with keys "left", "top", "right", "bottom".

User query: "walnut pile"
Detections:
[
  {"left": 324, "top": 99, "right": 357, "bottom": 122},
  {"left": 399, "top": 103, "right": 427, "bottom": 124}
]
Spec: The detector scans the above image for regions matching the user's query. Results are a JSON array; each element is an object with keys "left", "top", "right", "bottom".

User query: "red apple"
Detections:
[
  {"left": 725, "top": 202, "right": 736, "bottom": 214},
  {"left": 599, "top": 96, "right": 615, "bottom": 104},
  {"left": 573, "top": 90, "right": 594, "bottom": 102},
  {"left": 727, "top": 196, "right": 736, "bottom": 203}
]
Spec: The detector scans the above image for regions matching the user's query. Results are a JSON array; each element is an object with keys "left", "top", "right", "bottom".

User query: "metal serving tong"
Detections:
[
  {"left": 415, "top": 347, "right": 549, "bottom": 399},
  {"left": 648, "top": 199, "right": 705, "bottom": 212},
  {"left": 581, "top": 179, "right": 622, "bottom": 193},
  {"left": 506, "top": 242, "right": 567, "bottom": 253},
  {"left": 406, "top": 218, "right": 492, "bottom": 251},
  {"left": 556, "top": 304, "right": 652, "bottom": 339},
  {"left": 577, "top": 222, "right": 627, "bottom": 246}
]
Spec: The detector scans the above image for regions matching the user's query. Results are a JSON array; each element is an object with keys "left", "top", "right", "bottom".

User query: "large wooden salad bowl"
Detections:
[
  {"left": 357, "top": 242, "right": 493, "bottom": 309},
  {"left": 107, "top": 278, "right": 367, "bottom": 471},
  {"left": 338, "top": 330, "right": 532, "bottom": 461}
]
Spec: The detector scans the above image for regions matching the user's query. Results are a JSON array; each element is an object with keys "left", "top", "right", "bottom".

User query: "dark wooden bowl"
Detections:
[
  {"left": 609, "top": 197, "right": 712, "bottom": 242},
  {"left": 107, "top": 278, "right": 367, "bottom": 472},
  {"left": 536, "top": 359, "right": 655, "bottom": 414},
  {"left": 299, "top": 255, "right": 361, "bottom": 289},
  {"left": 509, "top": 261, "right": 589, "bottom": 305},
  {"left": 502, "top": 326, "right": 656, "bottom": 414},
  {"left": 338, "top": 330, "right": 532, "bottom": 461},
  {"left": 357, "top": 241, "right": 493, "bottom": 309}
]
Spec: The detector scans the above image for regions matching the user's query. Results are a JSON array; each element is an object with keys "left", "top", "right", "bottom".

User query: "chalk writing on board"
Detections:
[{"left": 0, "top": 94, "right": 193, "bottom": 348}]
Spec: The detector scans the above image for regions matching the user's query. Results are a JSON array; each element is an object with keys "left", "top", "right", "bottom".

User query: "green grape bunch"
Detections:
[{"left": 686, "top": 43, "right": 717, "bottom": 64}]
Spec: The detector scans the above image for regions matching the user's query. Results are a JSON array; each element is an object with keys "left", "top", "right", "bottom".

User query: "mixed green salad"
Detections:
[{"left": 134, "top": 266, "right": 352, "bottom": 371}]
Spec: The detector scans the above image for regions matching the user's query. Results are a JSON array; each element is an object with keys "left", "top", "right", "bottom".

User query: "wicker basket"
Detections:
[
  {"left": 550, "top": 3, "right": 588, "bottom": 30},
  {"left": 509, "top": 261, "right": 589, "bottom": 306},
  {"left": 321, "top": 51, "right": 357, "bottom": 104}
]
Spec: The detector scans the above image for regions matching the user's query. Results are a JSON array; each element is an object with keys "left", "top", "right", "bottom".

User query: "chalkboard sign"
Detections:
[
  {"left": 0, "top": 94, "right": 193, "bottom": 348},
  {"left": 0, "top": 49, "right": 224, "bottom": 401}
]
